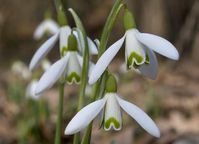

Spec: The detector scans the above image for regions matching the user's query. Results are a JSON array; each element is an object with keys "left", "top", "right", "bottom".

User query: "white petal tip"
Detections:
[
  {"left": 173, "top": 53, "right": 180, "bottom": 61},
  {"left": 153, "top": 128, "right": 160, "bottom": 138},
  {"left": 35, "top": 87, "right": 43, "bottom": 96},
  {"left": 64, "top": 127, "right": 74, "bottom": 135},
  {"left": 68, "top": 8, "right": 73, "bottom": 12},
  {"left": 88, "top": 77, "right": 96, "bottom": 85}
]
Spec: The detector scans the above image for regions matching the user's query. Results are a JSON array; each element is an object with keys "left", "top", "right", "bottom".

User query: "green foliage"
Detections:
[
  {"left": 7, "top": 81, "right": 25, "bottom": 103},
  {"left": 17, "top": 99, "right": 50, "bottom": 144},
  {"left": 7, "top": 79, "right": 50, "bottom": 143},
  {"left": 145, "top": 88, "right": 162, "bottom": 118}
]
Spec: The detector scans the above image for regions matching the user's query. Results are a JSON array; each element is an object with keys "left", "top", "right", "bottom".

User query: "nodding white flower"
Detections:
[
  {"left": 33, "top": 19, "right": 59, "bottom": 40},
  {"left": 29, "top": 25, "right": 98, "bottom": 71},
  {"left": 34, "top": 33, "right": 95, "bottom": 95},
  {"left": 89, "top": 28, "right": 179, "bottom": 84},
  {"left": 64, "top": 92, "right": 160, "bottom": 138},
  {"left": 65, "top": 75, "right": 160, "bottom": 138},
  {"left": 26, "top": 80, "right": 40, "bottom": 100},
  {"left": 11, "top": 61, "right": 31, "bottom": 80}
]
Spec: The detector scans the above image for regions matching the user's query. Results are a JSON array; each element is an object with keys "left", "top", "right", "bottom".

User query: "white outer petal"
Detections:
[
  {"left": 87, "top": 37, "right": 98, "bottom": 55},
  {"left": 59, "top": 26, "right": 71, "bottom": 51},
  {"left": 88, "top": 35, "right": 125, "bottom": 84},
  {"left": 74, "top": 31, "right": 98, "bottom": 55},
  {"left": 26, "top": 80, "right": 40, "bottom": 99},
  {"left": 64, "top": 97, "right": 107, "bottom": 135},
  {"left": 136, "top": 32, "right": 179, "bottom": 60},
  {"left": 116, "top": 96, "right": 160, "bottom": 138},
  {"left": 73, "top": 30, "right": 84, "bottom": 54},
  {"left": 76, "top": 54, "right": 95, "bottom": 76},
  {"left": 29, "top": 32, "right": 59, "bottom": 71},
  {"left": 33, "top": 19, "right": 59, "bottom": 40},
  {"left": 35, "top": 54, "right": 70, "bottom": 95},
  {"left": 138, "top": 47, "right": 158, "bottom": 80},
  {"left": 94, "top": 39, "right": 100, "bottom": 48}
]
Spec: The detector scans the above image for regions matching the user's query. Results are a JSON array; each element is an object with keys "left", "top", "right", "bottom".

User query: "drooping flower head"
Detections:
[
  {"left": 65, "top": 74, "right": 160, "bottom": 138},
  {"left": 29, "top": 25, "right": 98, "bottom": 71},
  {"left": 88, "top": 9, "right": 179, "bottom": 84},
  {"left": 34, "top": 32, "right": 95, "bottom": 95}
]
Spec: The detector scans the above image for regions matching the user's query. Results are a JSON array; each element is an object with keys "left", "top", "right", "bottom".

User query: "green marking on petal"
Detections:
[
  {"left": 145, "top": 53, "right": 150, "bottom": 65},
  {"left": 61, "top": 47, "right": 68, "bottom": 57},
  {"left": 127, "top": 51, "right": 144, "bottom": 69},
  {"left": 66, "top": 72, "right": 81, "bottom": 84},
  {"left": 104, "top": 117, "right": 121, "bottom": 130}
]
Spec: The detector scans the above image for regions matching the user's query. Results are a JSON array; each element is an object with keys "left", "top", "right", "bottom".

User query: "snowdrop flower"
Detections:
[
  {"left": 65, "top": 74, "right": 160, "bottom": 138},
  {"left": 35, "top": 33, "right": 94, "bottom": 95},
  {"left": 26, "top": 80, "right": 40, "bottom": 100},
  {"left": 11, "top": 61, "right": 31, "bottom": 80},
  {"left": 29, "top": 25, "right": 98, "bottom": 71},
  {"left": 33, "top": 19, "right": 60, "bottom": 40},
  {"left": 89, "top": 11, "right": 179, "bottom": 84}
]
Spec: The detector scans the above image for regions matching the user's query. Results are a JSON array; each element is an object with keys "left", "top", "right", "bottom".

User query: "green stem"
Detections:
[
  {"left": 81, "top": 0, "right": 124, "bottom": 143},
  {"left": 54, "top": 0, "right": 68, "bottom": 26},
  {"left": 99, "top": 0, "right": 124, "bottom": 57},
  {"left": 54, "top": 82, "right": 65, "bottom": 144},
  {"left": 69, "top": 9, "right": 90, "bottom": 144}
]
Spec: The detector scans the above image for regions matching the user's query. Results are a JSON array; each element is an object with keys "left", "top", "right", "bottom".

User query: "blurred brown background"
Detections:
[
  {"left": 0, "top": 0, "right": 199, "bottom": 144},
  {"left": 0, "top": 0, "right": 199, "bottom": 65}
]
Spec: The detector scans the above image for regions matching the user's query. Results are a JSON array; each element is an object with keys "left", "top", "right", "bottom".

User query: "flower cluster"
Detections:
[
  {"left": 29, "top": 3, "right": 179, "bottom": 143},
  {"left": 30, "top": 24, "right": 98, "bottom": 95}
]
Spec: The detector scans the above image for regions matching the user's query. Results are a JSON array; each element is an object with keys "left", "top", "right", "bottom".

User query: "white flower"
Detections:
[
  {"left": 25, "top": 80, "right": 40, "bottom": 100},
  {"left": 33, "top": 19, "right": 60, "bottom": 40},
  {"left": 64, "top": 93, "right": 160, "bottom": 138},
  {"left": 11, "top": 61, "right": 31, "bottom": 80},
  {"left": 29, "top": 25, "right": 98, "bottom": 71},
  {"left": 35, "top": 51, "right": 94, "bottom": 95},
  {"left": 89, "top": 28, "right": 179, "bottom": 84}
]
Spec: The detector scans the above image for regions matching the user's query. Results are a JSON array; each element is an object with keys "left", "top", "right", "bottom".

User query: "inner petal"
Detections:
[
  {"left": 67, "top": 72, "right": 81, "bottom": 84},
  {"left": 65, "top": 52, "right": 81, "bottom": 84},
  {"left": 104, "top": 93, "right": 122, "bottom": 131},
  {"left": 125, "top": 29, "right": 146, "bottom": 69},
  {"left": 127, "top": 51, "right": 144, "bottom": 69}
]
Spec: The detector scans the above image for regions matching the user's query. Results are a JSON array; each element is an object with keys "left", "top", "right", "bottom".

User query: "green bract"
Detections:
[
  {"left": 123, "top": 9, "right": 136, "bottom": 30},
  {"left": 105, "top": 74, "right": 117, "bottom": 93}
]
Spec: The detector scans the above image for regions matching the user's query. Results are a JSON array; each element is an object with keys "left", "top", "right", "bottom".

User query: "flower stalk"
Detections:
[
  {"left": 54, "top": 82, "right": 65, "bottom": 144},
  {"left": 68, "top": 8, "right": 90, "bottom": 144},
  {"left": 81, "top": 0, "right": 124, "bottom": 143},
  {"left": 99, "top": 0, "right": 124, "bottom": 57},
  {"left": 53, "top": 0, "right": 68, "bottom": 143}
]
